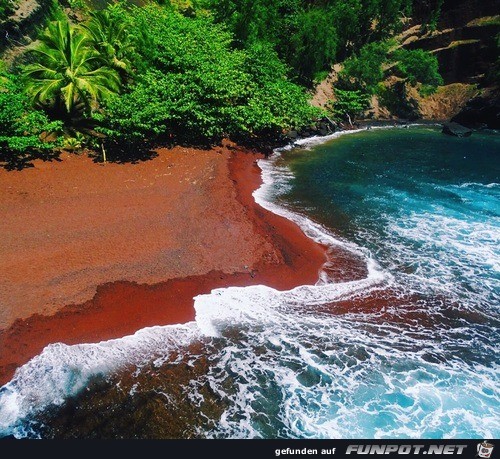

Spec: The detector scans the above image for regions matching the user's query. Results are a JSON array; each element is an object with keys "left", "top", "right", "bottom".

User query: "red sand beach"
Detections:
[{"left": 0, "top": 142, "right": 327, "bottom": 386}]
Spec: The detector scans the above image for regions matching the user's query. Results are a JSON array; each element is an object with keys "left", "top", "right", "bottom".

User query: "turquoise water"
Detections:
[
  {"left": 0, "top": 126, "right": 498, "bottom": 439},
  {"left": 280, "top": 127, "right": 500, "bottom": 316}
]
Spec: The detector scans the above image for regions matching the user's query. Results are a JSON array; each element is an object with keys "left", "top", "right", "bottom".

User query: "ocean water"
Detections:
[{"left": 0, "top": 126, "right": 498, "bottom": 439}]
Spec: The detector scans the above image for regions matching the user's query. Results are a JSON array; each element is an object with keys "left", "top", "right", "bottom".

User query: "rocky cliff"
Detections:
[
  {"left": 313, "top": 0, "right": 500, "bottom": 125},
  {"left": 406, "top": 0, "right": 500, "bottom": 126},
  {"left": 0, "top": 0, "right": 55, "bottom": 56},
  {"left": 404, "top": 0, "right": 500, "bottom": 85}
]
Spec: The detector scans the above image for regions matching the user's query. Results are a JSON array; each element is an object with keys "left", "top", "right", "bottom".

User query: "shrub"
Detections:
[
  {"left": 201, "top": 0, "right": 418, "bottom": 84},
  {"left": 283, "top": 7, "right": 339, "bottom": 83},
  {"left": 0, "top": 0, "right": 14, "bottom": 21},
  {"left": 393, "top": 48, "right": 443, "bottom": 86},
  {"left": 329, "top": 89, "right": 370, "bottom": 122},
  {"left": 0, "top": 65, "right": 62, "bottom": 168},
  {"left": 338, "top": 41, "right": 392, "bottom": 94}
]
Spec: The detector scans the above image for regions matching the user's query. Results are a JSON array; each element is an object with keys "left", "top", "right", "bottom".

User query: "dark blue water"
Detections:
[
  {"left": 279, "top": 127, "right": 500, "bottom": 315},
  {"left": 1, "top": 126, "right": 498, "bottom": 439}
]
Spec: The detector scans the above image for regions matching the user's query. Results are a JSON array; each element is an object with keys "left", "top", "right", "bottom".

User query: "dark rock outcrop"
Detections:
[
  {"left": 412, "top": 0, "right": 500, "bottom": 29},
  {"left": 406, "top": 24, "right": 500, "bottom": 85},
  {"left": 451, "top": 92, "right": 500, "bottom": 129},
  {"left": 436, "top": 41, "right": 494, "bottom": 85},
  {"left": 0, "top": 0, "right": 55, "bottom": 55},
  {"left": 442, "top": 122, "right": 473, "bottom": 137},
  {"left": 285, "top": 130, "right": 298, "bottom": 140},
  {"left": 281, "top": 117, "right": 337, "bottom": 145},
  {"left": 405, "top": 0, "right": 500, "bottom": 85},
  {"left": 439, "top": 0, "right": 500, "bottom": 29}
]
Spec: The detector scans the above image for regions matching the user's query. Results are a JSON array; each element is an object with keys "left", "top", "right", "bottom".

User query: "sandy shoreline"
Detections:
[{"left": 0, "top": 142, "right": 327, "bottom": 386}]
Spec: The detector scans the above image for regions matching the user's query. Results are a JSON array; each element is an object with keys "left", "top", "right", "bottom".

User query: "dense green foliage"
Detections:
[
  {"left": 284, "top": 7, "right": 339, "bottom": 83},
  {"left": 0, "top": 0, "right": 15, "bottom": 21},
  {"left": 339, "top": 41, "right": 392, "bottom": 94},
  {"left": 334, "top": 39, "right": 443, "bottom": 121},
  {"left": 0, "top": 0, "right": 446, "bottom": 165},
  {"left": 82, "top": 8, "right": 137, "bottom": 81},
  {"left": 98, "top": 6, "right": 320, "bottom": 146},
  {"left": 0, "top": 65, "right": 62, "bottom": 167},
  {"left": 329, "top": 89, "right": 370, "bottom": 122},
  {"left": 393, "top": 48, "right": 443, "bottom": 86},
  {"left": 201, "top": 0, "right": 415, "bottom": 84},
  {"left": 338, "top": 41, "right": 442, "bottom": 95}
]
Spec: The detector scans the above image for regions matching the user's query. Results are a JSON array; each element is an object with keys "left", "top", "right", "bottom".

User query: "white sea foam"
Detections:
[
  {"left": 279, "top": 128, "right": 367, "bottom": 151},
  {"left": 196, "top": 289, "right": 500, "bottom": 439},
  {"left": 458, "top": 182, "right": 499, "bottom": 189},
  {"left": 276, "top": 122, "right": 433, "bottom": 152},
  {"left": 0, "top": 324, "right": 200, "bottom": 437},
  {"left": 255, "top": 143, "right": 380, "bottom": 264},
  {"left": 366, "top": 182, "right": 500, "bottom": 318}
]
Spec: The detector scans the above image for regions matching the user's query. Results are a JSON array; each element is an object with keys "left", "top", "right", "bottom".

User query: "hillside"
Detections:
[{"left": 312, "top": 0, "right": 500, "bottom": 126}]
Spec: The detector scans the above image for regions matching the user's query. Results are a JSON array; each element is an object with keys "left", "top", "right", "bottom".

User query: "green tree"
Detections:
[
  {"left": 240, "top": 42, "right": 321, "bottom": 133},
  {"left": 393, "top": 48, "right": 443, "bottom": 86},
  {"left": 339, "top": 41, "right": 392, "bottom": 94},
  {"left": 285, "top": 7, "right": 339, "bottom": 83},
  {"left": 23, "top": 19, "right": 120, "bottom": 120},
  {"left": 329, "top": 88, "right": 370, "bottom": 124},
  {"left": 377, "top": 0, "right": 412, "bottom": 35},
  {"left": 201, "top": 0, "right": 352, "bottom": 84},
  {"left": 198, "top": 0, "right": 425, "bottom": 83},
  {"left": 97, "top": 7, "right": 320, "bottom": 147}
]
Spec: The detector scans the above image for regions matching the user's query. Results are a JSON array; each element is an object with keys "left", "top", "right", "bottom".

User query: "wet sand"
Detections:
[{"left": 0, "top": 142, "right": 327, "bottom": 385}]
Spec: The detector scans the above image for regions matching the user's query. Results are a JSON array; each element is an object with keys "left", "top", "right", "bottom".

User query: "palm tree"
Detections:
[
  {"left": 23, "top": 19, "right": 120, "bottom": 119},
  {"left": 82, "top": 8, "right": 136, "bottom": 80}
]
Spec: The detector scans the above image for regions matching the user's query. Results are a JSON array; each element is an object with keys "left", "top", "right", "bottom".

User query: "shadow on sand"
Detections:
[{"left": 0, "top": 149, "right": 63, "bottom": 171}]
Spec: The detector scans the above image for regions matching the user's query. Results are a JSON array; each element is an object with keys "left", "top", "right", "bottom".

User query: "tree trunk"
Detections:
[{"left": 101, "top": 142, "right": 107, "bottom": 163}]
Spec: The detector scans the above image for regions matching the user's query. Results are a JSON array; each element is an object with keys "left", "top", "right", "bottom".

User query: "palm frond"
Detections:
[
  {"left": 60, "top": 82, "right": 76, "bottom": 113},
  {"left": 23, "top": 17, "right": 125, "bottom": 119}
]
